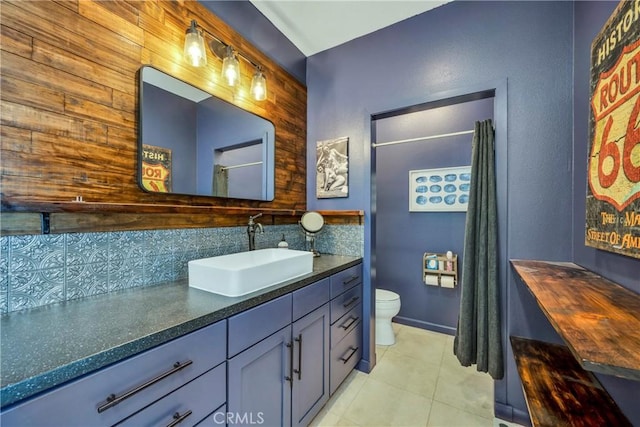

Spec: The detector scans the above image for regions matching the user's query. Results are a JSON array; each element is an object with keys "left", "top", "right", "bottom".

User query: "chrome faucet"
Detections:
[{"left": 247, "top": 213, "right": 264, "bottom": 251}]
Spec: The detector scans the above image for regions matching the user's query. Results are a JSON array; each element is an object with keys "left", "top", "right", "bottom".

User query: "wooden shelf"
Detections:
[
  {"left": 510, "top": 336, "right": 631, "bottom": 427},
  {"left": 0, "top": 199, "right": 364, "bottom": 235},
  {"left": 423, "top": 252, "right": 458, "bottom": 287},
  {"left": 511, "top": 260, "right": 640, "bottom": 381},
  {"left": 1, "top": 198, "right": 364, "bottom": 218}
]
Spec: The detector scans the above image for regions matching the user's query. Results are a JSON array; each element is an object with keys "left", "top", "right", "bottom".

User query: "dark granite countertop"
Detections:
[{"left": 0, "top": 255, "right": 361, "bottom": 407}]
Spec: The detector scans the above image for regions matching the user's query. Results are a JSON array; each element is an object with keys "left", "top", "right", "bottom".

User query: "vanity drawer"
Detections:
[
  {"left": 330, "top": 322, "right": 362, "bottom": 395},
  {"left": 292, "top": 278, "right": 330, "bottom": 321},
  {"left": 331, "top": 302, "right": 362, "bottom": 348},
  {"left": 330, "top": 284, "right": 361, "bottom": 324},
  {"left": 118, "top": 363, "right": 226, "bottom": 427},
  {"left": 330, "top": 265, "right": 362, "bottom": 298},
  {"left": 0, "top": 320, "right": 226, "bottom": 427},
  {"left": 228, "top": 293, "right": 292, "bottom": 357}
]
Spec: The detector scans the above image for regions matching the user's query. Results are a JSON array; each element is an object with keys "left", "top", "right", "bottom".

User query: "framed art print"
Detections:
[
  {"left": 409, "top": 166, "right": 471, "bottom": 212},
  {"left": 316, "top": 137, "right": 349, "bottom": 198}
]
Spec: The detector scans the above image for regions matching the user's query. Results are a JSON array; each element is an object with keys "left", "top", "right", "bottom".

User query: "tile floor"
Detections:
[{"left": 311, "top": 323, "right": 523, "bottom": 427}]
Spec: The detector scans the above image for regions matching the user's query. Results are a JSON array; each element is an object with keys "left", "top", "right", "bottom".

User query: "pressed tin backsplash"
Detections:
[{"left": 0, "top": 225, "right": 364, "bottom": 315}]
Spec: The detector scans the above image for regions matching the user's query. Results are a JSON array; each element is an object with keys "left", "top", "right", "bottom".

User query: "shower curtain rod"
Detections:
[
  {"left": 372, "top": 129, "right": 474, "bottom": 148},
  {"left": 220, "top": 161, "right": 263, "bottom": 171}
]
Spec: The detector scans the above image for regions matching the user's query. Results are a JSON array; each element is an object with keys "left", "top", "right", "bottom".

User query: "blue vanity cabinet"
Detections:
[
  {"left": 227, "top": 294, "right": 294, "bottom": 427},
  {"left": 117, "top": 363, "right": 226, "bottom": 427},
  {"left": 0, "top": 320, "right": 227, "bottom": 427},
  {"left": 227, "top": 278, "right": 331, "bottom": 427},
  {"left": 329, "top": 264, "right": 363, "bottom": 395},
  {"left": 227, "top": 325, "right": 293, "bottom": 427},
  {"left": 291, "top": 303, "right": 330, "bottom": 427}
]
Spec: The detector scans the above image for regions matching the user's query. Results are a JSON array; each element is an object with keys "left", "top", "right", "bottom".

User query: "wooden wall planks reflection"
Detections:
[{"left": 0, "top": 0, "right": 319, "bottom": 234}]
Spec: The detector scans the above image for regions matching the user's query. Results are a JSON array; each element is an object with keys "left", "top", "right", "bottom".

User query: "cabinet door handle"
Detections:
[
  {"left": 340, "top": 316, "right": 359, "bottom": 330},
  {"left": 340, "top": 346, "right": 359, "bottom": 364},
  {"left": 166, "top": 410, "right": 192, "bottom": 427},
  {"left": 342, "top": 275, "right": 359, "bottom": 285},
  {"left": 285, "top": 342, "right": 293, "bottom": 385},
  {"left": 97, "top": 360, "right": 193, "bottom": 413},
  {"left": 293, "top": 334, "right": 302, "bottom": 380},
  {"left": 343, "top": 296, "right": 359, "bottom": 308}
]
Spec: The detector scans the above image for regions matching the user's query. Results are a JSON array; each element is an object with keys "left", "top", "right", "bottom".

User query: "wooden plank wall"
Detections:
[{"left": 0, "top": 0, "right": 315, "bottom": 234}]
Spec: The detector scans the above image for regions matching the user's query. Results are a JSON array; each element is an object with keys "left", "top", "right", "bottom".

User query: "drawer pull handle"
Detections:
[
  {"left": 294, "top": 334, "right": 303, "bottom": 380},
  {"left": 285, "top": 342, "right": 293, "bottom": 384},
  {"left": 340, "top": 346, "right": 359, "bottom": 364},
  {"left": 343, "top": 296, "right": 359, "bottom": 308},
  {"left": 343, "top": 275, "right": 359, "bottom": 285},
  {"left": 166, "top": 410, "right": 193, "bottom": 427},
  {"left": 340, "top": 316, "right": 359, "bottom": 330},
  {"left": 97, "top": 360, "right": 193, "bottom": 413}
]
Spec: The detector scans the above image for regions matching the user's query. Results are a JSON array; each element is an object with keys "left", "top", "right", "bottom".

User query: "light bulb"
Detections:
[
  {"left": 183, "top": 20, "right": 206, "bottom": 67},
  {"left": 222, "top": 47, "right": 240, "bottom": 86},
  {"left": 251, "top": 69, "right": 267, "bottom": 101}
]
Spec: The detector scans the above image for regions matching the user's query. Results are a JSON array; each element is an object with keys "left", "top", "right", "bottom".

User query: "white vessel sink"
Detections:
[{"left": 188, "top": 249, "right": 314, "bottom": 297}]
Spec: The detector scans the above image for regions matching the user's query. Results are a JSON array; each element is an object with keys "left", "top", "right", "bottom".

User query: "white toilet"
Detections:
[{"left": 375, "top": 289, "right": 401, "bottom": 345}]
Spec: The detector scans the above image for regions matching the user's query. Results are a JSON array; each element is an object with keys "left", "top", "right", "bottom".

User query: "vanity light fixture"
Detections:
[
  {"left": 250, "top": 66, "right": 267, "bottom": 101},
  {"left": 221, "top": 46, "right": 241, "bottom": 87},
  {"left": 183, "top": 20, "right": 207, "bottom": 67},
  {"left": 183, "top": 19, "right": 267, "bottom": 101}
]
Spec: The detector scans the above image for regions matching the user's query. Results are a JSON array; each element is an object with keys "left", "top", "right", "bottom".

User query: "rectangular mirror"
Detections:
[{"left": 138, "top": 66, "right": 275, "bottom": 201}]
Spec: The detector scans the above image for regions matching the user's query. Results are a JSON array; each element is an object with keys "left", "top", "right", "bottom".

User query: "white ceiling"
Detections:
[{"left": 249, "top": 1, "right": 449, "bottom": 57}]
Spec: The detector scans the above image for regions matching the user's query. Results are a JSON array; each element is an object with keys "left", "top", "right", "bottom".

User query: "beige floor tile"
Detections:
[
  {"left": 433, "top": 361, "right": 493, "bottom": 419},
  {"left": 322, "top": 370, "right": 368, "bottom": 417},
  {"left": 375, "top": 344, "right": 389, "bottom": 362},
  {"left": 310, "top": 407, "right": 342, "bottom": 427},
  {"left": 334, "top": 417, "right": 363, "bottom": 427},
  {"left": 440, "top": 344, "right": 489, "bottom": 379},
  {"left": 392, "top": 321, "right": 403, "bottom": 335},
  {"left": 311, "top": 327, "right": 497, "bottom": 427},
  {"left": 368, "top": 349, "right": 440, "bottom": 398},
  {"left": 387, "top": 325, "right": 447, "bottom": 367},
  {"left": 342, "top": 377, "right": 432, "bottom": 427},
  {"left": 427, "top": 401, "right": 493, "bottom": 427}
]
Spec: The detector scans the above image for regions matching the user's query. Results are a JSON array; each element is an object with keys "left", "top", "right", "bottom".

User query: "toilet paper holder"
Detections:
[{"left": 423, "top": 252, "right": 458, "bottom": 287}]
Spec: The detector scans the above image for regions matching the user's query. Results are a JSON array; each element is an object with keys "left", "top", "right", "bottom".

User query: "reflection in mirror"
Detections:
[{"left": 138, "top": 66, "right": 275, "bottom": 200}]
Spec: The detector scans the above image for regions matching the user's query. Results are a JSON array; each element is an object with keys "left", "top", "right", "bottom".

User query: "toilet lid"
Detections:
[{"left": 376, "top": 289, "right": 399, "bottom": 301}]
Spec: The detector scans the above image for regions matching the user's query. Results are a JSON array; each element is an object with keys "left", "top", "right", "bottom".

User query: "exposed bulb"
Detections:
[
  {"left": 251, "top": 69, "right": 267, "bottom": 101},
  {"left": 183, "top": 20, "right": 206, "bottom": 67},
  {"left": 222, "top": 47, "right": 240, "bottom": 86}
]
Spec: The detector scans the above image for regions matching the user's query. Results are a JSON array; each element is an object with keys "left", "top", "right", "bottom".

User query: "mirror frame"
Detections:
[{"left": 137, "top": 65, "right": 275, "bottom": 201}]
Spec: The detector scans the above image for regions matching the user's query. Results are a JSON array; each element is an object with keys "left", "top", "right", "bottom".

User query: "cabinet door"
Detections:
[
  {"left": 228, "top": 326, "right": 292, "bottom": 427},
  {"left": 291, "top": 303, "right": 330, "bottom": 427}
]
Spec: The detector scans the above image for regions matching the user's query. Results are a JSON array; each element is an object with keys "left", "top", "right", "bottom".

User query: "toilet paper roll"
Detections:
[
  {"left": 441, "top": 276, "right": 455, "bottom": 288},
  {"left": 424, "top": 274, "right": 439, "bottom": 286}
]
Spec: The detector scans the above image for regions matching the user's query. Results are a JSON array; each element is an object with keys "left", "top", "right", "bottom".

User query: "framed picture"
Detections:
[
  {"left": 316, "top": 137, "right": 349, "bottom": 198},
  {"left": 409, "top": 166, "right": 471, "bottom": 212},
  {"left": 585, "top": 0, "right": 639, "bottom": 259},
  {"left": 141, "top": 144, "right": 172, "bottom": 193}
]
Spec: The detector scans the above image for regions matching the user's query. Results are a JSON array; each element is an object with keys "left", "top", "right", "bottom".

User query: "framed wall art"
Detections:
[
  {"left": 141, "top": 144, "right": 172, "bottom": 193},
  {"left": 585, "top": 0, "right": 639, "bottom": 259},
  {"left": 409, "top": 166, "right": 471, "bottom": 212},
  {"left": 316, "top": 137, "right": 349, "bottom": 198}
]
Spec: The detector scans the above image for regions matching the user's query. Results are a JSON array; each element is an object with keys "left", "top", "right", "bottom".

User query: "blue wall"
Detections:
[
  {"left": 142, "top": 84, "right": 197, "bottom": 194},
  {"left": 374, "top": 97, "right": 494, "bottom": 333},
  {"left": 304, "top": 0, "right": 640, "bottom": 423},
  {"left": 199, "top": 0, "right": 306, "bottom": 84}
]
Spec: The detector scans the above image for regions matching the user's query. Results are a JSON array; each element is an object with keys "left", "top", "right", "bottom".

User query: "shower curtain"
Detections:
[{"left": 453, "top": 119, "right": 503, "bottom": 380}]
